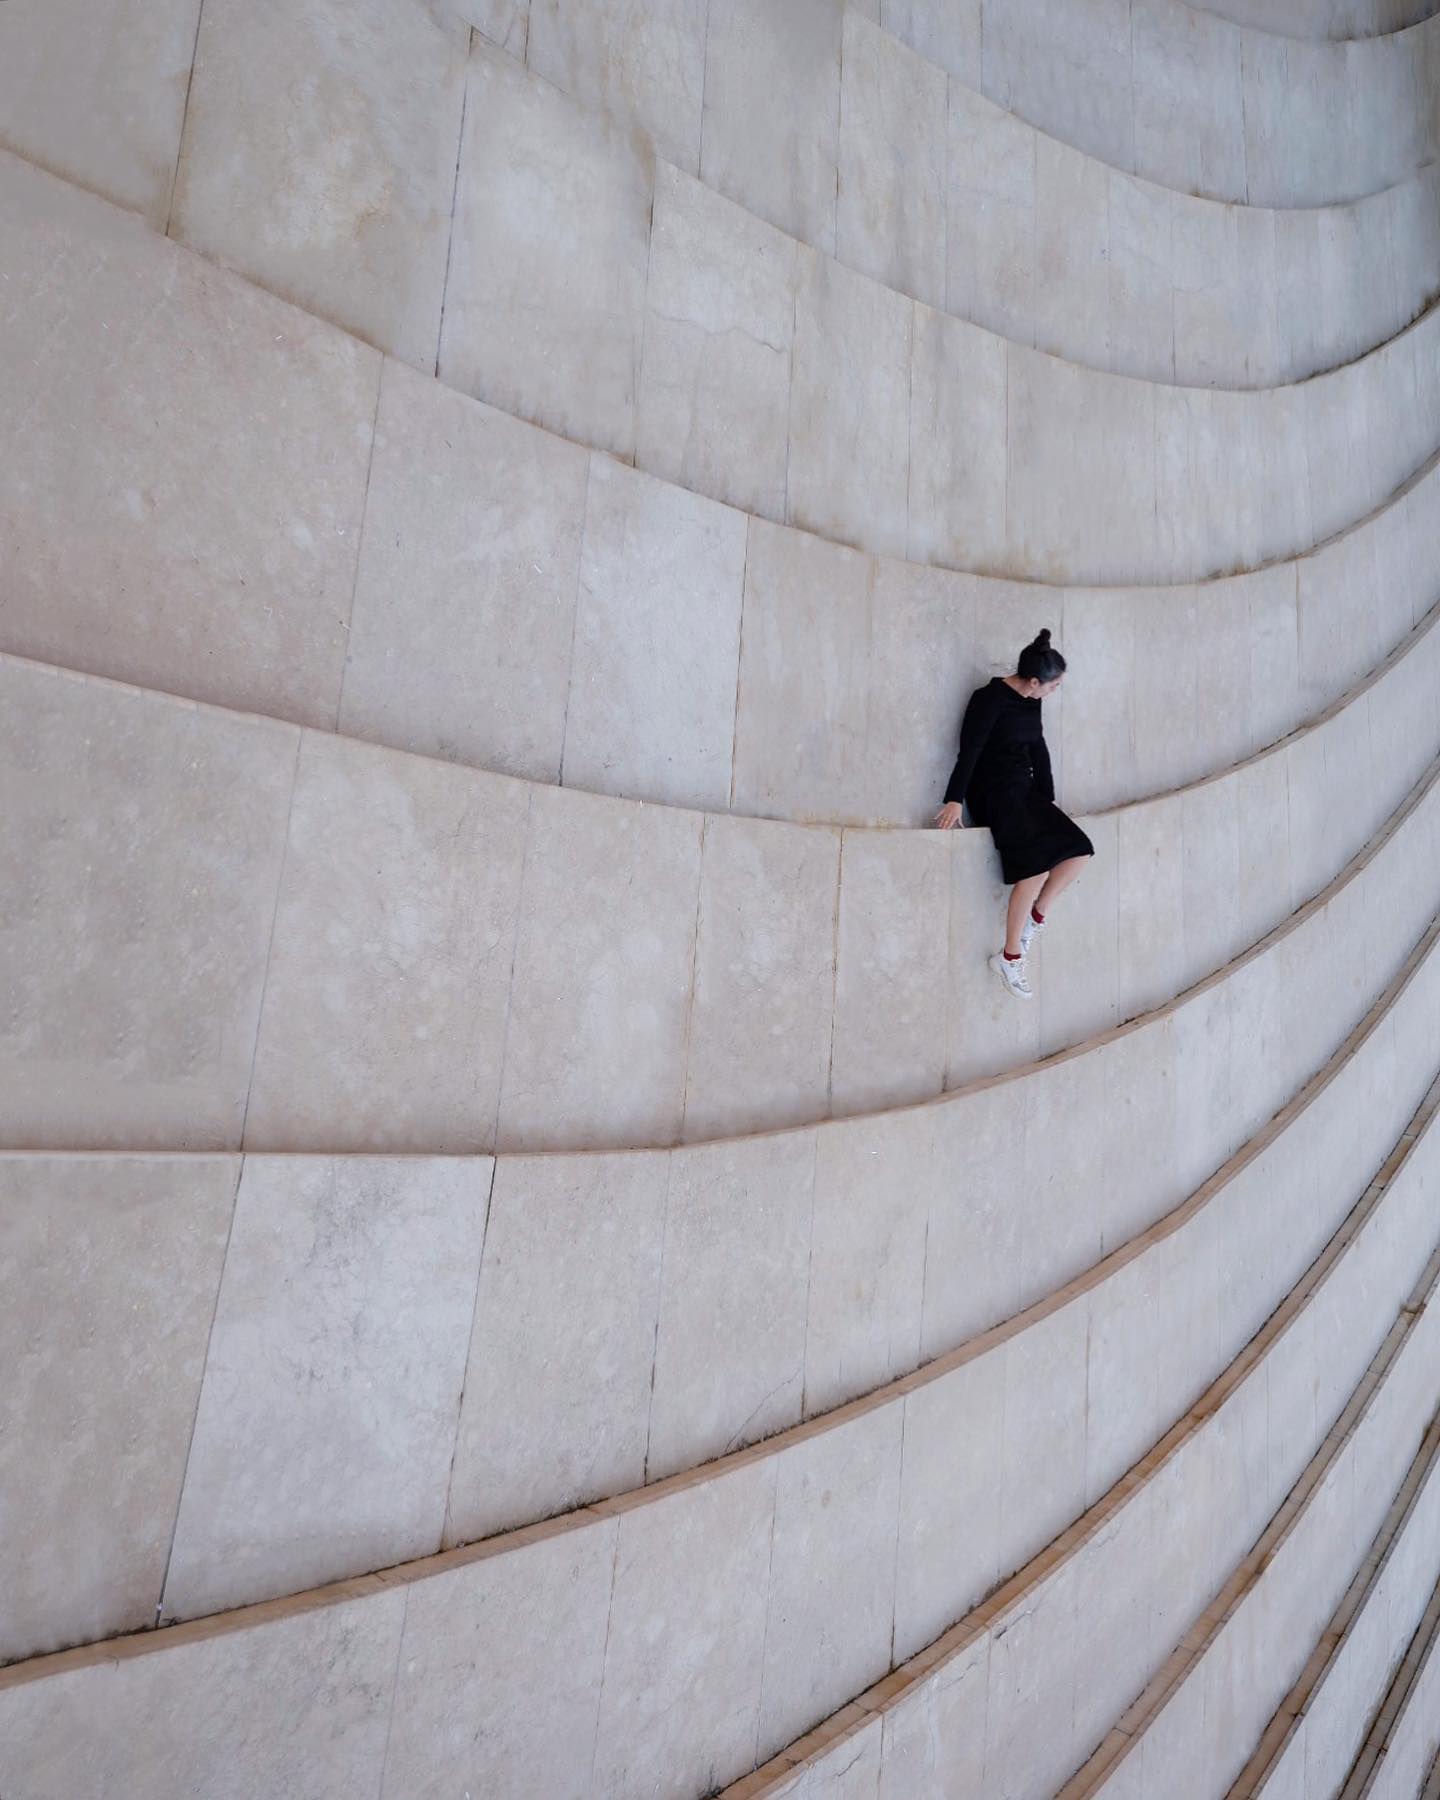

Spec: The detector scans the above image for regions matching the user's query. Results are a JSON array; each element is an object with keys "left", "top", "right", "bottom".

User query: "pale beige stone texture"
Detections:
[
  {"left": 1107, "top": 172, "right": 1176, "bottom": 383},
  {"left": 646, "top": 1130, "right": 816, "bottom": 1479},
  {"left": 440, "top": 41, "right": 654, "bottom": 459},
  {"left": 338, "top": 363, "right": 588, "bottom": 782},
  {"left": 496, "top": 781, "right": 702, "bottom": 1152},
  {"left": 803, "top": 1107, "right": 934, "bottom": 1417},
  {"left": 921, "top": 1081, "right": 1029, "bottom": 1354},
  {"left": 1181, "top": 775, "right": 1244, "bottom": 988},
  {"left": 162, "top": 1156, "right": 487, "bottom": 1618},
  {"left": 979, "top": 0, "right": 1136, "bottom": 173},
  {"left": 1131, "top": 0, "right": 1247, "bottom": 203},
  {"left": 756, "top": 1407, "right": 905, "bottom": 1760},
  {"left": 1033, "top": 131, "right": 1110, "bottom": 365},
  {"left": 772, "top": 1715, "right": 884, "bottom": 1795},
  {"left": 893, "top": 1347, "right": 1005, "bottom": 1658},
  {"left": 0, "top": 660, "right": 296, "bottom": 1150},
  {"left": 1117, "top": 796, "right": 1187, "bottom": 1018},
  {"left": 907, "top": 303, "right": 1010, "bottom": 573},
  {"left": 701, "top": 0, "right": 845, "bottom": 252},
  {"left": 0, "top": 0, "right": 199, "bottom": 226},
  {"left": 788, "top": 248, "right": 913, "bottom": 561},
  {"left": 830, "top": 830, "right": 950, "bottom": 1115},
  {"left": 591, "top": 1464, "right": 776, "bottom": 1793},
  {"left": 382, "top": 1520, "right": 616, "bottom": 1800},
  {"left": 863, "top": 561, "right": 976, "bottom": 826},
  {"left": 982, "top": 1553, "right": 1084, "bottom": 1798},
  {"left": 880, "top": 1632, "right": 990, "bottom": 1796},
  {"left": 1005, "top": 349, "right": 1157, "bottom": 585},
  {"left": 0, "top": 154, "right": 375, "bottom": 727},
  {"left": 0, "top": 1156, "right": 236, "bottom": 1662},
  {"left": 682, "top": 814, "right": 841, "bottom": 1141},
  {"left": 444, "top": 1149, "right": 668, "bottom": 1541},
  {"left": 246, "top": 734, "right": 528, "bottom": 1154},
  {"left": 461, "top": 0, "right": 530, "bottom": 55},
  {"left": 1020, "top": 1047, "right": 1110, "bottom": 1296},
  {"left": 837, "top": 14, "right": 948, "bottom": 310},
  {"left": 999, "top": 1299, "right": 1090, "bottom": 1567},
  {"left": 945, "top": 82, "right": 1038, "bottom": 352},
  {"left": 729, "top": 522, "right": 874, "bottom": 825},
  {"left": 562, "top": 458, "right": 747, "bottom": 813},
  {"left": 638, "top": 162, "right": 798, "bottom": 523},
  {"left": 526, "top": 0, "right": 709, "bottom": 171},
  {"left": 171, "top": 0, "right": 468, "bottom": 369},
  {"left": 0, "top": 1590, "right": 407, "bottom": 1800},
  {"left": 883, "top": 0, "right": 982, "bottom": 87}
]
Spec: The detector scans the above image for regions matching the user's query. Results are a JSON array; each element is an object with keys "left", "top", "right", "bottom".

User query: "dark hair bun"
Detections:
[{"left": 1032, "top": 628, "right": 1052, "bottom": 649}]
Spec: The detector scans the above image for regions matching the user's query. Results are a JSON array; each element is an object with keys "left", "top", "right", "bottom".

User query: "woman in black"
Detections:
[{"left": 935, "top": 629, "right": 1093, "bottom": 1000}]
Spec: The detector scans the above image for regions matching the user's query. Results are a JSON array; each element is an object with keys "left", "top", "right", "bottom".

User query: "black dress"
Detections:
[{"left": 944, "top": 678, "right": 1095, "bottom": 884}]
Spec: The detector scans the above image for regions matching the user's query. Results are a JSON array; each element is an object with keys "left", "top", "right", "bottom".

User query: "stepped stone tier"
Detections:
[{"left": 2, "top": 0, "right": 1439, "bottom": 1796}]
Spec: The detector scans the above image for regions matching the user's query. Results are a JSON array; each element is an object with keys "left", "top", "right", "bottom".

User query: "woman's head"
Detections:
[{"left": 1015, "top": 628, "right": 1066, "bottom": 696}]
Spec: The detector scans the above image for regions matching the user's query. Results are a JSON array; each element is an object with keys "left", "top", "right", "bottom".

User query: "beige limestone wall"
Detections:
[
  {"left": 4, "top": 152, "right": 1439, "bottom": 836},
  {"left": 3, "top": 926, "right": 1437, "bottom": 1796},
  {"left": 5, "top": 854, "right": 1436, "bottom": 1671},
  {"left": 1192, "top": 0, "right": 1438, "bottom": 37},
  {"left": 5, "top": 602, "right": 1438, "bottom": 1156}
]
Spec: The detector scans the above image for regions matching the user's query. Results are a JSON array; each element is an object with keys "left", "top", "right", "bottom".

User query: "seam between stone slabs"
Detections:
[
  {"left": 432, "top": 29, "right": 472, "bottom": 384},
  {"left": 160, "top": 0, "right": 207, "bottom": 238},
  {"left": 4, "top": 907, "right": 1437, "bottom": 1692},
  {"left": 329, "top": 353, "right": 388, "bottom": 736},
  {"left": 437, "top": 1157, "right": 498, "bottom": 1549},
  {"left": 734, "top": 1073, "right": 1440, "bottom": 1798},
  {"left": 1339, "top": 1560, "right": 1440, "bottom": 1796},
  {"left": 1226, "top": 1411, "right": 1440, "bottom": 1796},
  {"left": 4, "top": 643, "right": 1440, "bottom": 1165},
  {"left": 236, "top": 727, "right": 304, "bottom": 1152}
]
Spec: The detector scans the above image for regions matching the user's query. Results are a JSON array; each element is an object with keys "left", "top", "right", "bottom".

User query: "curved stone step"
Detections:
[
  {"left": 1333, "top": 1562, "right": 1440, "bottom": 1797},
  {"left": 6, "top": 841, "right": 1438, "bottom": 1673},
  {"left": 1222, "top": 1415, "right": 1440, "bottom": 1795},
  {"left": 5, "top": 567, "right": 1438, "bottom": 1154},
  {"left": 723, "top": 1070, "right": 1440, "bottom": 1799},
  {"left": 1184, "top": 0, "right": 1439, "bottom": 36},
  {"left": 4, "top": 150, "right": 1438, "bottom": 833},
  {"left": 5, "top": 935, "right": 1439, "bottom": 1798}
]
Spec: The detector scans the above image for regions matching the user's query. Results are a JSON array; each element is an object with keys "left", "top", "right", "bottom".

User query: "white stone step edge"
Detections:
[
  {"left": 1338, "top": 1560, "right": 1440, "bottom": 1797},
  {"left": 723, "top": 1068, "right": 1440, "bottom": 1798},
  {"left": 4, "top": 931, "right": 1439, "bottom": 1799}
]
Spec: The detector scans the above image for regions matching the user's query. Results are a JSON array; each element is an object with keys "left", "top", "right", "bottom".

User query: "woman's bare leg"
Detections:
[
  {"left": 1034, "top": 856, "right": 1089, "bottom": 917},
  {"left": 1005, "top": 874, "right": 1047, "bottom": 956}
]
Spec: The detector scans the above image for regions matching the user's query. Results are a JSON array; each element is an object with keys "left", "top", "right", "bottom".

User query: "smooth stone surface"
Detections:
[
  {"left": 246, "top": 734, "right": 529, "bottom": 1154},
  {"left": 830, "top": 829, "right": 950, "bottom": 1115},
  {"left": 787, "top": 247, "right": 913, "bottom": 561},
  {"left": 444, "top": 1150, "right": 668, "bottom": 1542},
  {"left": 638, "top": 163, "right": 798, "bottom": 523},
  {"left": 682, "top": 813, "right": 841, "bottom": 1140},
  {"left": 0, "top": 660, "right": 296, "bottom": 1150},
  {"left": 591, "top": 1465, "right": 776, "bottom": 1793},
  {"left": 837, "top": 14, "right": 949, "bottom": 310},
  {"left": 0, "top": 153, "right": 376, "bottom": 728},
  {"left": 0, "top": 0, "right": 199, "bottom": 225},
  {"left": 756, "top": 1407, "right": 906, "bottom": 1760},
  {"left": 338, "top": 363, "right": 588, "bottom": 784},
  {"left": 701, "top": 0, "right": 847, "bottom": 253},
  {"left": 496, "top": 781, "right": 703, "bottom": 1152},
  {"left": 381, "top": 1522, "right": 617, "bottom": 1800},
  {"left": 646, "top": 1131, "right": 816, "bottom": 1479},
  {"left": 907, "top": 302, "right": 1010, "bottom": 573},
  {"left": 525, "top": 0, "right": 709, "bottom": 171},
  {"left": 0, "top": 1156, "right": 236, "bottom": 1662},
  {"left": 162, "top": 1156, "right": 488, "bottom": 1618},
  {"left": 0, "top": 1592, "right": 407, "bottom": 1799},
  {"left": 561, "top": 458, "right": 747, "bottom": 813},
  {"left": 171, "top": 0, "right": 468, "bottom": 369},
  {"left": 440, "top": 41, "right": 654, "bottom": 460}
]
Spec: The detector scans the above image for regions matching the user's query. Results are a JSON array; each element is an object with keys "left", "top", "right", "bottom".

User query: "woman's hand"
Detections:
[{"left": 935, "top": 802, "right": 964, "bottom": 830}]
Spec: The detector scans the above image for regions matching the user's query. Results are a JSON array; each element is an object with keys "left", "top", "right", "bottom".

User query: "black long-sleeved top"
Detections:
[{"left": 943, "top": 678, "right": 1054, "bottom": 809}]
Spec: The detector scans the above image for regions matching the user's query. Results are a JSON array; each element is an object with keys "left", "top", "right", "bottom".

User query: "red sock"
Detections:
[
  {"left": 1031, "top": 907, "right": 1045, "bottom": 925},
  {"left": 1003, "top": 949, "right": 1023, "bottom": 961}
]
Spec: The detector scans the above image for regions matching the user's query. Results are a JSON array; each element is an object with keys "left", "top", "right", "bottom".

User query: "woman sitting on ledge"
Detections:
[{"left": 936, "top": 629, "right": 1094, "bottom": 1001}]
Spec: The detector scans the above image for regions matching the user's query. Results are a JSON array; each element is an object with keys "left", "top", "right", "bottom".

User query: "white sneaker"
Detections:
[
  {"left": 1019, "top": 911, "right": 1046, "bottom": 956},
  {"left": 990, "top": 952, "right": 1033, "bottom": 1000}
]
